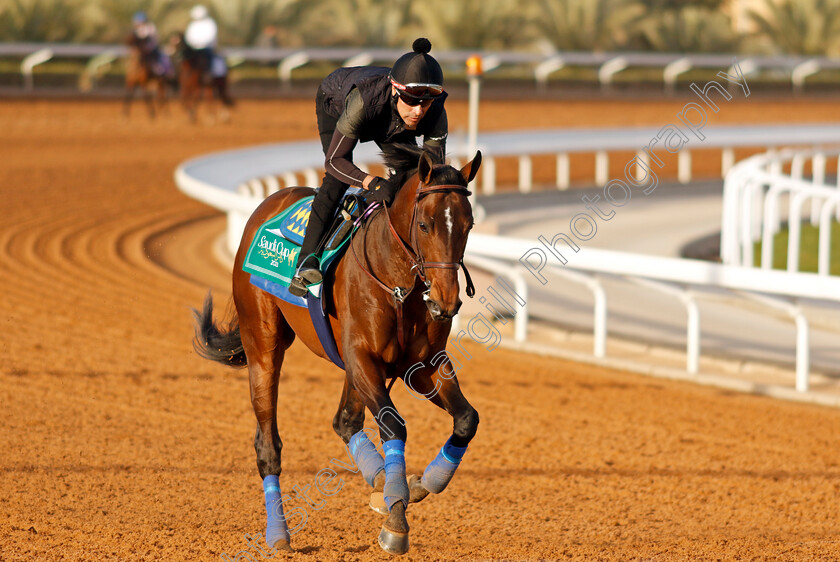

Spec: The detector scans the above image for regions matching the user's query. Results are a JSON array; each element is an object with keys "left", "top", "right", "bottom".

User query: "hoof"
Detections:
[
  {"left": 408, "top": 474, "right": 430, "bottom": 504},
  {"left": 269, "top": 539, "right": 293, "bottom": 553},
  {"left": 378, "top": 526, "right": 409, "bottom": 555},
  {"left": 369, "top": 491, "right": 389, "bottom": 515},
  {"left": 370, "top": 471, "right": 388, "bottom": 514}
]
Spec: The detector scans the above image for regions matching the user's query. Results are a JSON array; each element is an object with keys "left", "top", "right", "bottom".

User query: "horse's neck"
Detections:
[
  {"left": 363, "top": 195, "right": 416, "bottom": 290},
  {"left": 388, "top": 178, "right": 417, "bottom": 241}
]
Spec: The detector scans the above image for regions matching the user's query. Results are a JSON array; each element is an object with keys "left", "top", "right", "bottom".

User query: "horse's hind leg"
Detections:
[
  {"left": 237, "top": 289, "right": 295, "bottom": 551},
  {"left": 180, "top": 73, "right": 198, "bottom": 124},
  {"left": 123, "top": 83, "right": 136, "bottom": 117},
  {"left": 143, "top": 85, "right": 156, "bottom": 119},
  {"left": 156, "top": 80, "right": 170, "bottom": 116},
  {"left": 213, "top": 76, "right": 233, "bottom": 123},
  {"left": 332, "top": 380, "right": 386, "bottom": 513}
]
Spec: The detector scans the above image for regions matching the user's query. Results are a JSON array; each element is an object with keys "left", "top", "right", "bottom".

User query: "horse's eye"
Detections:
[{"left": 418, "top": 222, "right": 429, "bottom": 233}]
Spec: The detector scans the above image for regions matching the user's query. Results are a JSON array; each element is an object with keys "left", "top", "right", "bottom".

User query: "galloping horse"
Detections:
[
  {"left": 194, "top": 144, "right": 481, "bottom": 555},
  {"left": 123, "top": 38, "right": 169, "bottom": 119},
  {"left": 178, "top": 41, "right": 233, "bottom": 124}
]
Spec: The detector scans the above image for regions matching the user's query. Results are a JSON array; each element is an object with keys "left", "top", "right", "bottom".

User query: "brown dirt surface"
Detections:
[{"left": 3, "top": 96, "right": 840, "bottom": 561}]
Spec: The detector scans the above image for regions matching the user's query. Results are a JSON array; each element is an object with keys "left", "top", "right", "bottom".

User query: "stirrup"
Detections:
[{"left": 288, "top": 264, "right": 322, "bottom": 298}]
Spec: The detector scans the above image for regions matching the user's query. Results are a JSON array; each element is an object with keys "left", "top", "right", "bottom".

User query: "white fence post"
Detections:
[
  {"left": 721, "top": 148, "right": 735, "bottom": 177},
  {"left": 678, "top": 150, "right": 692, "bottom": 184},
  {"left": 278, "top": 52, "right": 309, "bottom": 87},
  {"left": 556, "top": 153, "right": 569, "bottom": 190},
  {"left": 595, "top": 151, "right": 609, "bottom": 187},
  {"left": 663, "top": 57, "right": 691, "bottom": 94},
  {"left": 22, "top": 48, "right": 53, "bottom": 90},
  {"left": 551, "top": 269, "right": 608, "bottom": 358},
  {"left": 518, "top": 155, "right": 532, "bottom": 193},
  {"left": 482, "top": 156, "right": 496, "bottom": 195}
]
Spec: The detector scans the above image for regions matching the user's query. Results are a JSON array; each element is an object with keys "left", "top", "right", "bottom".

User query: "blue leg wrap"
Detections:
[
  {"left": 421, "top": 437, "right": 468, "bottom": 494},
  {"left": 382, "top": 440, "right": 409, "bottom": 510},
  {"left": 263, "top": 475, "right": 290, "bottom": 547},
  {"left": 349, "top": 430, "right": 385, "bottom": 487}
]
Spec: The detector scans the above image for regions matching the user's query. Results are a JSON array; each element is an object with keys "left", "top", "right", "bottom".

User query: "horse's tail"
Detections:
[{"left": 192, "top": 292, "right": 248, "bottom": 368}]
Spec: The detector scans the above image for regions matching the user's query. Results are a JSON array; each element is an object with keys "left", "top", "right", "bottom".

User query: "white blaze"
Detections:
[{"left": 444, "top": 206, "right": 453, "bottom": 237}]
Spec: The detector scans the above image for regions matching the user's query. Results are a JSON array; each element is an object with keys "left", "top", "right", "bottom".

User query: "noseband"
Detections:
[{"left": 350, "top": 182, "right": 476, "bottom": 349}]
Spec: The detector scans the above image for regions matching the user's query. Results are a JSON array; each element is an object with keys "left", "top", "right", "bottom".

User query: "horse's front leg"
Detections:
[
  {"left": 346, "top": 351, "right": 411, "bottom": 555},
  {"left": 143, "top": 84, "right": 156, "bottom": 119},
  {"left": 331, "top": 378, "right": 387, "bottom": 512},
  {"left": 403, "top": 357, "right": 479, "bottom": 501},
  {"left": 123, "top": 83, "right": 136, "bottom": 117}
]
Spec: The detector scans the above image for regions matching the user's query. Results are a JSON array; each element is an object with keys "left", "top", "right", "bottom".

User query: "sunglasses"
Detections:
[
  {"left": 391, "top": 79, "right": 443, "bottom": 106},
  {"left": 397, "top": 92, "right": 435, "bottom": 107}
]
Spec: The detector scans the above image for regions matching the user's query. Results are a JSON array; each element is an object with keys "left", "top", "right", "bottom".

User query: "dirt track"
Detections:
[{"left": 3, "top": 97, "right": 840, "bottom": 561}]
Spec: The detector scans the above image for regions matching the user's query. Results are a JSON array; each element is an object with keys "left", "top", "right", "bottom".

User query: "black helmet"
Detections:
[{"left": 389, "top": 38, "right": 444, "bottom": 102}]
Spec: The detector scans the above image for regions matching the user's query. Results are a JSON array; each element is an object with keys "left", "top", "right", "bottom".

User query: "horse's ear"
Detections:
[
  {"left": 460, "top": 150, "right": 482, "bottom": 184},
  {"left": 418, "top": 151, "right": 435, "bottom": 185}
]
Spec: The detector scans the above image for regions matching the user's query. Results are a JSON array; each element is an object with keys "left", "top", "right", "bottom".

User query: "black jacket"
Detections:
[{"left": 319, "top": 66, "right": 447, "bottom": 145}]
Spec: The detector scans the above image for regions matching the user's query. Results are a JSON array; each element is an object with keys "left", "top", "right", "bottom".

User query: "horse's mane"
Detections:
[{"left": 380, "top": 143, "right": 465, "bottom": 191}]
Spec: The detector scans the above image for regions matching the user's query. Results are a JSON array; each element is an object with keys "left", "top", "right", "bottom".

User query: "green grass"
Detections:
[{"left": 753, "top": 221, "right": 840, "bottom": 274}]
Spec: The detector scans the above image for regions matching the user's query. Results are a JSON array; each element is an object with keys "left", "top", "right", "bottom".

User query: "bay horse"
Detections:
[
  {"left": 178, "top": 42, "right": 233, "bottom": 124},
  {"left": 123, "top": 39, "right": 169, "bottom": 119},
  {"left": 193, "top": 144, "right": 481, "bottom": 555}
]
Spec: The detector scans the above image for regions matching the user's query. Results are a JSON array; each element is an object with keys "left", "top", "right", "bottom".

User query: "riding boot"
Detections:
[
  {"left": 289, "top": 175, "right": 348, "bottom": 297},
  {"left": 288, "top": 253, "right": 323, "bottom": 297}
]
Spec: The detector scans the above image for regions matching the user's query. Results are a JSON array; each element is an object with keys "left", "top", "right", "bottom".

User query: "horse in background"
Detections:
[
  {"left": 193, "top": 144, "right": 482, "bottom": 555},
  {"left": 178, "top": 39, "right": 234, "bottom": 124},
  {"left": 123, "top": 34, "right": 172, "bottom": 119}
]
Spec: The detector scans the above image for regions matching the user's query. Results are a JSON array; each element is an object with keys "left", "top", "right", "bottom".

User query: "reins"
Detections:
[{"left": 350, "top": 182, "right": 476, "bottom": 350}]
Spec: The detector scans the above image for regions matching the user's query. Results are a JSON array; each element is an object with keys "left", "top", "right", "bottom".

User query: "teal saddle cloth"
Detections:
[{"left": 242, "top": 188, "right": 366, "bottom": 369}]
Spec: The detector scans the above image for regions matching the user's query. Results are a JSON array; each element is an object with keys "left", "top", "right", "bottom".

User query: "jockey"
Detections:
[
  {"left": 128, "top": 12, "right": 172, "bottom": 78},
  {"left": 184, "top": 4, "right": 227, "bottom": 79},
  {"left": 130, "top": 11, "right": 157, "bottom": 54},
  {"left": 289, "top": 38, "right": 447, "bottom": 297}
]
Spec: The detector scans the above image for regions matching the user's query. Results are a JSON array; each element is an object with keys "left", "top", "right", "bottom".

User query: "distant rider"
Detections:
[
  {"left": 184, "top": 5, "right": 227, "bottom": 81},
  {"left": 127, "top": 11, "right": 172, "bottom": 79}
]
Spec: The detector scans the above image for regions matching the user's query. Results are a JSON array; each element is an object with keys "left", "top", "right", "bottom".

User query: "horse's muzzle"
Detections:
[{"left": 426, "top": 298, "right": 462, "bottom": 321}]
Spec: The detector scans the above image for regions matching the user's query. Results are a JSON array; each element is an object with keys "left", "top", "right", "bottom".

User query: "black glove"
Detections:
[{"left": 365, "top": 177, "right": 396, "bottom": 206}]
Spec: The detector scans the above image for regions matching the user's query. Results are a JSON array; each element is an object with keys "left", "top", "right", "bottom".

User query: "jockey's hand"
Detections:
[{"left": 365, "top": 177, "right": 396, "bottom": 206}]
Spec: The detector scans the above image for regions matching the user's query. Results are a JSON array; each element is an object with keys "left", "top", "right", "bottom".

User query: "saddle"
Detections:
[{"left": 243, "top": 189, "right": 367, "bottom": 368}]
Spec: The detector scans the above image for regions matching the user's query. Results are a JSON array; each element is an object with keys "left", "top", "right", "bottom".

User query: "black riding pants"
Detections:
[{"left": 298, "top": 87, "right": 352, "bottom": 262}]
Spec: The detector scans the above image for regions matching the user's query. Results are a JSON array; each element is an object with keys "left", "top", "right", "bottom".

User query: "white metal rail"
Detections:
[
  {"left": 721, "top": 147, "right": 840, "bottom": 275},
  {"left": 465, "top": 233, "right": 840, "bottom": 393},
  {"left": 8, "top": 43, "right": 840, "bottom": 91},
  {"left": 175, "top": 126, "right": 840, "bottom": 393}
]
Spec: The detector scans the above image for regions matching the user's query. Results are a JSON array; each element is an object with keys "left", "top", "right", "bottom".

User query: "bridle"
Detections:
[{"left": 351, "top": 181, "right": 476, "bottom": 349}]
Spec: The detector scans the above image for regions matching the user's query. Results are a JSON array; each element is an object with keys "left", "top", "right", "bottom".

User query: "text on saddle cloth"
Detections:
[{"left": 243, "top": 189, "right": 366, "bottom": 369}]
